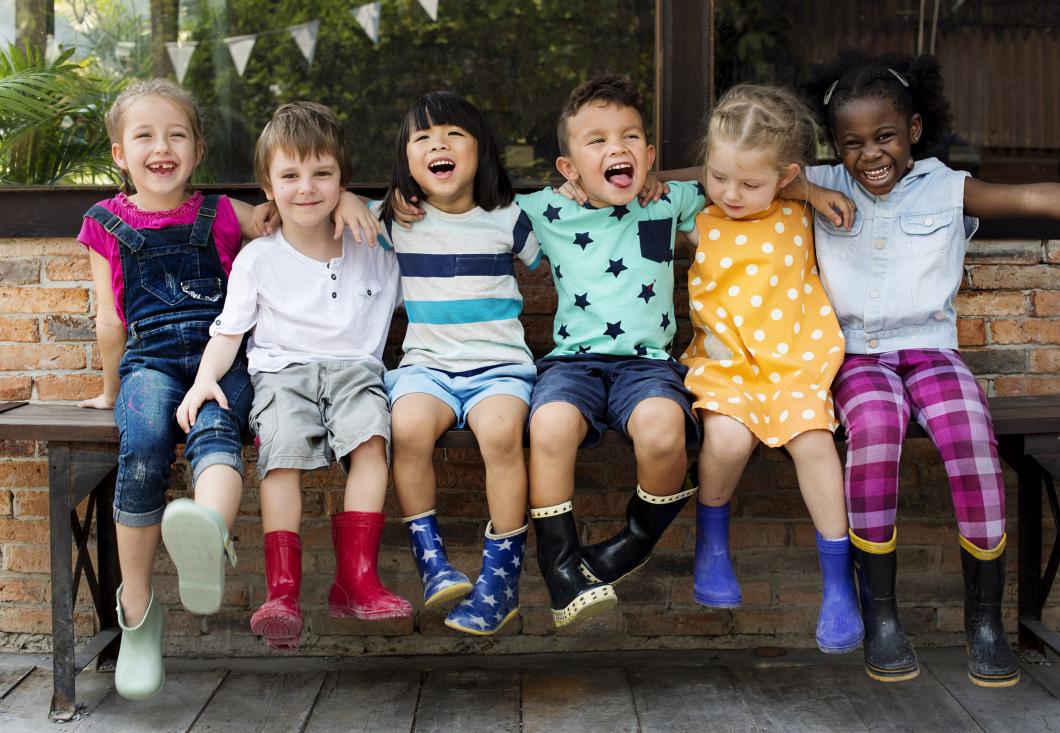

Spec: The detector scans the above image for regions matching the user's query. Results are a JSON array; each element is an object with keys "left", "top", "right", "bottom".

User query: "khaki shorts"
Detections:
[{"left": 250, "top": 360, "right": 390, "bottom": 479}]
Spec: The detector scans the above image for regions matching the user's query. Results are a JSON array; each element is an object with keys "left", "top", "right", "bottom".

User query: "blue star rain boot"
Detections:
[
  {"left": 404, "top": 509, "right": 473, "bottom": 608},
  {"left": 446, "top": 522, "right": 528, "bottom": 635}
]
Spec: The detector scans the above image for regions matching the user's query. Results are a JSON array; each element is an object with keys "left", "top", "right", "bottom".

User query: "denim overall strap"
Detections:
[
  {"left": 188, "top": 195, "right": 219, "bottom": 247},
  {"left": 85, "top": 204, "right": 146, "bottom": 252}
]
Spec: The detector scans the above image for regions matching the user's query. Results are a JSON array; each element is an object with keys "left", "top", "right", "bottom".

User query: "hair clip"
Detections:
[
  {"left": 823, "top": 80, "right": 839, "bottom": 106},
  {"left": 888, "top": 68, "right": 909, "bottom": 87}
]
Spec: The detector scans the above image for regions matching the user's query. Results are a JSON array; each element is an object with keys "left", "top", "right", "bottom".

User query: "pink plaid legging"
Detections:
[{"left": 831, "top": 348, "right": 1005, "bottom": 551}]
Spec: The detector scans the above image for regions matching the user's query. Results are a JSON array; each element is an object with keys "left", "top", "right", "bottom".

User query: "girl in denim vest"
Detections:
[{"left": 802, "top": 51, "right": 1060, "bottom": 687}]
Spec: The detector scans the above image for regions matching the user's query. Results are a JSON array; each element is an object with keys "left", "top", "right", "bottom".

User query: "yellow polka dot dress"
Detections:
[{"left": 680, "top": 199, "right": 844, "bottom": 446}]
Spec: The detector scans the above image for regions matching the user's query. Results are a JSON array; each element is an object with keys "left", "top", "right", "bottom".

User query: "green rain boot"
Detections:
[
  {"left": 114, "top": 584, "right": 164, "bottom": 700},
  {"left": 161, "top": 498, "right": 237, "bottom": 614}
]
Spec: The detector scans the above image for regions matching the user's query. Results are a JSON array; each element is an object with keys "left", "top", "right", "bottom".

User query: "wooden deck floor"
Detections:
[{"left": 1, "top": 648, "right": 1059, "bottom": 732}]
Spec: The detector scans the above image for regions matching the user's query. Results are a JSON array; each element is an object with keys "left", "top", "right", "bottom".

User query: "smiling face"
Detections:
[
  {"left": 832, "top": 96, "right": 922, "bottom": 196},
  {"left": 405, "top": 123, "right": 479, "bottom": 214},
  {"left": 705, "top": 140, "right": 797, "bottom": 219},
  {"left": 111, "top": 95, "right": 203, "bottom": 211},
  {"left": 556, "top": 101, "right": 656, "bottom": 208},
  {"left": 264, "top": 149, "right": 342, "bottom": 237}
]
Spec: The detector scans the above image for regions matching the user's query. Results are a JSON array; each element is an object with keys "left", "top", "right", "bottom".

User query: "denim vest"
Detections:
[{"left": 806, "top": 159, "right": 977, "bottom": 354}]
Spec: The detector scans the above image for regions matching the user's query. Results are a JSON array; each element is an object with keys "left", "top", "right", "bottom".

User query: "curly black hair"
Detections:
[{"left": 800, "top": 51, "right": 952, "bottom": 158}]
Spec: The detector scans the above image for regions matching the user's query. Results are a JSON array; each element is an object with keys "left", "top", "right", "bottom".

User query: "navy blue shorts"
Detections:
[{"left": 529, "top": 354, "right": 699, "bottom": 448}]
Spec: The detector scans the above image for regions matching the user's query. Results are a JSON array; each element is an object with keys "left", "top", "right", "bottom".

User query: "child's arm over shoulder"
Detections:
[
  {"left": 78, "top": 250, "right": 126, "bottom": 409},
  {"left": 963, "top": 178, "right": 1060, "bottom": 220},
  {"left": 510, "top": 203, "right": 542, "bottom": 270}
]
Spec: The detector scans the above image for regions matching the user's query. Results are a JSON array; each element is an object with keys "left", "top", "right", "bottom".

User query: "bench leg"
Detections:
[
  {"left": 48, "top": 446, "right": 77, "bottom": 722},
  {"left": 1017, "top": 451, "right": 1044, "bottom": 654},
  {"left": 95, "top": 469, "right": 121, "bottom": 670}
]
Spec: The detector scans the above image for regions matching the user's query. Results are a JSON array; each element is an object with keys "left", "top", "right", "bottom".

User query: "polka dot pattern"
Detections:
[{"left": 683, "top": 200, "right": 844, "bottom": 446}]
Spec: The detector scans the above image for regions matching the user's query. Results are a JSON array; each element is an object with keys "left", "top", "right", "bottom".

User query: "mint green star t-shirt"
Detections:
[{"left": 516, "top": 180, "right": 705, "bottom": 360}]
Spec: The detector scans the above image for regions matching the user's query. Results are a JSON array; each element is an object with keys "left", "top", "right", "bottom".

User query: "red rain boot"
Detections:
[
  {"left": 329, "top": 511, "right": 412, "bottom": 620},
  {"left": 249, "top": 531, "right": 303, "bottom": 649}
]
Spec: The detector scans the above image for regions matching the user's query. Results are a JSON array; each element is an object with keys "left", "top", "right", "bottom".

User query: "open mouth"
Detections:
[
  {"left": 428, "top": 159, "right": 456, "bottom": 178},
  {"left": 862, "top": 164, "right": 892, "bottom": 184},
  {"left": 147, "top": 161, "right": 177, "bottom": 175},
  {"left": 604, "top": 162, "right": 634, "bottom": 187}
]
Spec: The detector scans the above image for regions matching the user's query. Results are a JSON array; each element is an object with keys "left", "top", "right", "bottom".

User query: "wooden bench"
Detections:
[{"left": 2, "top": 396, "right": 1060, "bottom": 719}]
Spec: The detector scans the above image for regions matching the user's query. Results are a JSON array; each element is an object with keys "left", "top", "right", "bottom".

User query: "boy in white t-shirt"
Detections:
[{"left": 177, "top": 102, "right": 408, "bottom": 651}]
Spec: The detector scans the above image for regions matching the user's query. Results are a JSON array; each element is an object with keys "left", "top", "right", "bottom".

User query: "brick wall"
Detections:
[{"left": 1, "top": 235, "right": 1058, "bottom": 657}]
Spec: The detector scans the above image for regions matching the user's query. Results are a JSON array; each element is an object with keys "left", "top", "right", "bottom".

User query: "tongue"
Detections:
[{"left": 610, "top": 173, "right": 633, "bottom": 187}]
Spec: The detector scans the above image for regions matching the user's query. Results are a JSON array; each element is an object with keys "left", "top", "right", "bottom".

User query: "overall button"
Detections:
[
  {"left": 874, "top": 239, "right": 886, "bottom": 250},
  {"left": 868, "top": 339, "right": 879, "bottom": 348},
  {"left": 331, "top": 274, "right": 337, "bottom": 280},
  {"left": 331, "top": 292, "right": 337, "bottom": 299},
  {"left": 870, "top": 289, "right": 879, "bottom": 298}
]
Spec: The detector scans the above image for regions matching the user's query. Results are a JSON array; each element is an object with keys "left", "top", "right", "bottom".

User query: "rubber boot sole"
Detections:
[
  {"left": 250, "top": 608, "right": 303, "bottom": 650},
  {"left": 424, "top": 580, "right": 474, "bottom": 609},
  {"left": 817, "top": 636, "right": 864, "bottom": 654},
  {"left": 329, "top": 603, "right": 413, "bottom": 620},
  {"left": 968, "top": 669, "right": 1020, "bottom": 687},
  {"left": 552, "top": 585, "right": 618, "bottom": 628},
  {"left": 445, "top": 608, "right": 519, "bottom": 636},
  {"left": 161, "top": 499, "right": 228, "bottom": 615},
  {"left": 865, "top": 661, "right": 920, "bottom": 682},
  {"left": 693, "top": 591, "right": 742, "bottom": 609}
]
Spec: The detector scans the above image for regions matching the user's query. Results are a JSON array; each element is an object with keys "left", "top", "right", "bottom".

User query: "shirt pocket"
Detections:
[
  {"left": 815, "top": 212, "right": 864, "bottom": 261},
  {"left": 901, "top": 208, "right": 953, "bottom": 256}
]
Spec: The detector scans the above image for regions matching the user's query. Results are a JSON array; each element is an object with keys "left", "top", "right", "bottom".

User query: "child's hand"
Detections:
[
  {"left": 391, "top": 190, "right": 425, "bottom": 228},
  {"left": 176, "top": 380, "right": 228, "bottom": 433},
  {"left": 78, "top": 393, "right": 115, "bottom": 410},
  {"left": 809, "top": 188, "right": 856, "bottom": 230},
  {"left": 334, "top": 191, "right": 382, "bottom": 244},
  {"left": 554, "top": 180, "right": 588, "bottom": 205},
  {"left": 251, "top": 201, "right": 279, "bottom": 237},
  {"left": 637, "top": 174, "right": 670, "bottom": 205}
]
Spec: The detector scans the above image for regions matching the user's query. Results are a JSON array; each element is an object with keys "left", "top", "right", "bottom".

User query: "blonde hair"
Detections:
[
  {"left": 703, "top": 84, "right": 817, "bottom": 179},
  {"left": 105, "top": 79, "right": 206, "bottom": 195},
  {"left": 253, "top": 101, "right": 352, "bottom": 190}
]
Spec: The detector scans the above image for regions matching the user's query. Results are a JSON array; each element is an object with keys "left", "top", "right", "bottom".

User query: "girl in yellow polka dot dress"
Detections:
[{"left": 682, "top": 84, "right": 863, "bottom": 654}]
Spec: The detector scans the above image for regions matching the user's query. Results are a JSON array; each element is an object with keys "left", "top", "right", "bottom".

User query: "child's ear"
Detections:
[
  {"left": 111, "top": 142, "right": 126, "bottom": 170},
  {"left": 909, "top": 113, "right": 923, "bottom": 145},
  {"left": 555, "top": 155, "right": 580, "bottom": 182},
  {"left": 262, "top": 185, "right": 274, "bottom": 202},
  {"left": 195, "top": 139, "right": 205, "bottom": 166},
  {"left": 778, "top": 163, "right": 801, "bottom": 190},
  {"left": 646, "top": 143, "right": 656, "bottom": 170}
]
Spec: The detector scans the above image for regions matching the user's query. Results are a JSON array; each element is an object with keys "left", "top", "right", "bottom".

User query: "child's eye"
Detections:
[
  {"left": 588, "top": 138, "right": 605, "bottom": 145},
  {"left": 135, "top": 132, "right": 150, "bottom": 139},
  {"left": 448, "top": 129, "right": 465, "bottom": 137},
  {"left": 624, "top": 133, "right": 640, "bottom": 140},
  {"left": 744, "top": 183, "right": 760, "bottom": 190},
  {"left": 412, "top": 133, "right": 429, "bottom": 143}
]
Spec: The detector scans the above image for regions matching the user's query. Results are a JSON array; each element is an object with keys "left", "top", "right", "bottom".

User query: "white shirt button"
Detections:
[
  {"left": 879, "top": 194, "right": 889, "bottom": 201},
  {"left": 870, "top": 290, "right": 879, "bottom": 298},
  {"left": 868, "top": 339, "right": 879, "bottom": 348},
  {"left": 924, "top": 217, "right": 934, "bottom": 226},
  {"left": 934, "top": 311, "right": 947, "bottom": 321},
  {"left": 874, "top": 239, "right": 886, "bottom": 249}
]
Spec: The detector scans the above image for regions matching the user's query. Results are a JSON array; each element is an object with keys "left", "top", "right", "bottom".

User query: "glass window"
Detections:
[{"left": 1, "top": 0, "right": 655, "bottom": 186}]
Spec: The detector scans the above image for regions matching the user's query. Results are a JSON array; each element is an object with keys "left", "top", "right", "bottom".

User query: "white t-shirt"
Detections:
[{"left": 211, "top": 228, "right": 401, "bottom": 374}]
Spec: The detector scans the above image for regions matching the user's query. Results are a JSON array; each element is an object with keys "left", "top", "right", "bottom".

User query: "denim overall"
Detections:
[{"left": 85, "top": 197, "right": 252, "bottom": 527}]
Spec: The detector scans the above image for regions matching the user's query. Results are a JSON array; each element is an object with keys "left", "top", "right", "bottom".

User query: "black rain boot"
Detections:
[
  {"left": 851, "top": 529, "right": 919, "bottom": 682},
  {"left": 530, "top": 501, "right": 617, "bottom": 627},
  {"left": 960, "top": 535, "right": 1020, "bottom": 687},
  {"left": 579, "top": 477, "right": 696, "bottom": 585}
]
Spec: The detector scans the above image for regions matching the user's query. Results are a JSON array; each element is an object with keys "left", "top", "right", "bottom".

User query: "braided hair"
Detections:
[{"left": 801, "top": 51, "right": 951, "bottom": 158}]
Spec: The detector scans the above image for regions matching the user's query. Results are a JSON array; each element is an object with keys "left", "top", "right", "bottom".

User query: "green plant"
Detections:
[{"left": 0, "top": 43, "right": 123, "bottom": 185}]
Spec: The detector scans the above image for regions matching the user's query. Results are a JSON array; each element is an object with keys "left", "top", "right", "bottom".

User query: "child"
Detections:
[
  {"left": 802, "top": 51, "right": 1060, "bottom": 686},
  {"left": 378, "top": 92, "right": 540, "bottom": 635},
  {"left": 678, "top": 84, "right": 863, "bottom": 655},
  {"left": 77, "top": 79, "right": 266, "bottom": 700},
  {"left": 177, "top": 101, "right": 408, "bottom": 651}
]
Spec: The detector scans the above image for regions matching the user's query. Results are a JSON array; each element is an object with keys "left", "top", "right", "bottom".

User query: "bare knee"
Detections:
[
  {"left": 628, "top": 400, "right": 687, "bottom": 462},
  {"left": 391, "top": 412, "right": 440, "bottom": 459},
  {"left": 530, "top": 404, "right": 585, "bottom": 459},
  {"left": 700, "top": 414, "right": 757, "bottom": 466}
]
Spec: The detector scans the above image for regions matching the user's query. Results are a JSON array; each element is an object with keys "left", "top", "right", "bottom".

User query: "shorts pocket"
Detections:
[
  {"left": 248, "top": 391, "right": 276, "bottom": 444},
  {"left": 181, "top": 277, "right": 224, "bottom": 302}
]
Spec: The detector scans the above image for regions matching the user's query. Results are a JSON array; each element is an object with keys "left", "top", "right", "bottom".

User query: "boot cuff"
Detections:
[
  {"left": 699, "top": 502, "right": 731, "bottom": 519},
  {"left": 264, "top": 530, "right": 302, "bottom": 550},
  {"left": 816, "top": 532, "right": 851, "bottom": 554},
  {"left": 636, "top": 484, "right": 696, "bottom": 504},
  {"left": 331, "top": 510, "right": 385, "bottom": 529},
  {"left": 530, "top": 501, "right": 573, "bottom": 519},
  {"left": 960, "top": 533, "right": 1006, "bottom": 560},
  {"left": 402, "top": 508, "right": 437, "bottom": 523},
  {"left": 485, "top": 521, "right": 529, "bottom": 539},
  {"left": 849, "top": 527, "right": 896, "bottom": 554}
]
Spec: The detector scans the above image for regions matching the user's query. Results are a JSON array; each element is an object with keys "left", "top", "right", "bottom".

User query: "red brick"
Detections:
[
  {"left": 34, "top": 373, "right": 102, "bottom": 401},
  {"left": 45, "top": 256, "right": 92, "bottom": 282},
  {"left": 969, "top": 265, "right": 1060, "bottom": 291},
  {"left": 0, "top": 461, "right": 47, "bottom": 488},
  {"left": 0, "top": 518, "right": 49, "bottom": 543},
  {"left": 0, "top": 343, "right": 86, "bottom": 370},
  {"left": 994, "top": 375, "right": 1060, "bottom": 396},
  {"left": 0, "top": 490, "right": 10, "bottom": 517},
  {"left": 965, "top": 240, "right": 1042, "bottom": 265},
  {"left": 0, "top": 317, "right": 39, "bottom": 342},
  {"left": 1030, "top": 348, "right": 1060, "bottom": 373},
  {"left": 954, "top": 291, "right": 1025, "bottom": 316},
  {"left": 3, "top": 544, "right": 50, "bottom": 573},
  {"left": 989, "top": 319, "right": 1060, "bottom": 345},
  {"left": 1046, "top": 241, "right": 1060, "bottom": 264},
  {"left": 0, "top": 239, "right": 82, "bottom": 257},
  {"left": 12, "top": 489, "right": 48, "bottom": 517},
  {"left": 0, "top": 287, "right": 88, "bottom": 314},
  {"left": 1033, "top": 291, "right": 1060, "bottom": 317},
  {"left": 0, "top": 576, "right": 48, "bottom": 603},
  {"left": 957, "top": 319, "right": 986, "bottom": 347},
  {"left": 0, "top": 376, "right": 33, "bottom": 400}
]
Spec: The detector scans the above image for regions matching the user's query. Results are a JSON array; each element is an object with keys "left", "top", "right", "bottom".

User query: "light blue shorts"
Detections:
[{"left": 384, "top": 363, "right": 536, "bottom": 428}]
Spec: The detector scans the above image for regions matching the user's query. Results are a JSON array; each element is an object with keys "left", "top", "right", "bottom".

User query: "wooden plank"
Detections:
[
  {"left": 189, "top": 671, "right": 326, "bottom": 733},
  {"left": 0, "top": 668, "right": 111, "bottom": 732},
  {"left": 925, "top": 661, "right": 1060, "bottom": 733},
  {"left": 305, "top": 670, "right": 418, "bottom": 733},
  {"left": 74, "top": 669, "right": 227, "bottom": 733},
  {"left": 628, "top": 664, "right": 757, "bottom": 732},
  {"left": 728, "top": 664, "right": 867, "bottom": 732},
  {"left": 414, "top": 669, "right": 520, "bottom": 733},
  {"left": 522, "top": 667, "right": 638, "bottom": 733},
  {"left": 0, "top": 665, "right": 34, "bottom": 701},
  {"left": 835, "top": 665, "right": 982, "bottom": 733}
]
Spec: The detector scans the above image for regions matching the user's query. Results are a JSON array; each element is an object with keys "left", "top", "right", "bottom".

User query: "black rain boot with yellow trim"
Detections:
[
  {"left": 851, "top": 529, "right": 919, "bottom": 682},
  {"left": 960, "top": 534, "right": 1020, "bottom": 687},
  {"left": 531, "top": 501, "right": 617, "bottom": 627}
]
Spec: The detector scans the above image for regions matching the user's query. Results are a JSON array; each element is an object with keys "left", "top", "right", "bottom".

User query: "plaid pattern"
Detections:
[{"left": 832, "top": 349, "right": 1005, "bottom": 550}]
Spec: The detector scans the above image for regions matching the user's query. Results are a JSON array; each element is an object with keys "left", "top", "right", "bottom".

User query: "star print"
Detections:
[
  {"left": 604, "top": 321, "right": 625, "bottom": 340},
  {"left": 558, "top": 324, "right": 570, "bottom": 339},
  {"left": 573, "top": 232, "right": 594, "bottom": 250},
  {"left": 459, "top": 599, "right": 474, "bottom": 607},
  {"left": 483, "top": 549, "right": 493, "bottom": 559},
  {"left": 574, "top": 293, "right": 590, "bottom": 310},
  {"left": 660, "top": 312, "right": 671, "bottom": 330},
  {"left": 695, "top": 181, "right": 706, "bottom": 197},
  {"left": 421, "top": 548, "right": 439, "bottom": 562},
  {"left": 483, "top": 594, "right": 498, "bottom": 607},
  {"left": 497, "top": 539, "right": 513, "bottom": 552},
  {"left": 577, "top": 345, "right": 591, "bottom": 354},
  {"left": 543, "top": 204, "right": 562, "bottom": 222},
  {"left": 635, "top": 343, "right": 648, "bottom": 356},
  {"left": 504, "top": 587, "right": 515, "bottom": 600},
  {"left": 611, "top": 204, "right": 630, "bottom": 221},
  {"left": 469, "top": 615, "right": 487, "bottom": 628},
  {"left": 605, "top": 258, "right": 628, "bottom": 277},
  {"left": 511, "top": 556, "right": 521, "bottom": 568},
  {"left": 492, "top": 566, "right": 510, "bottom": 579},
  {"left": 638, "top": 282, "right": 656, "bottom": 303},
  {"left": 660, "top": 192, "right": 671, "bottom": 203},
  {"left": 554, "top": 264, "right": 563, "bottom": 279},
  {"left": 408, "top": 522, "right": 428, "bottom": 534}
]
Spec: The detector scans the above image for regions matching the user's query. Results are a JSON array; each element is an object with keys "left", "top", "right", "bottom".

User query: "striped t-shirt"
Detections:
[{"left": 381, "top": 201, "right": 541, "bottom": 372}]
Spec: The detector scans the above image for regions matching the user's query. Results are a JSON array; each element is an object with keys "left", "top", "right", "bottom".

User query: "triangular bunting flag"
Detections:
[
  {"left": 418, "top": 0, "right": 439, "bottom": 21},
  {"left": 165, "top": 41, "right": 198, "bottom": 84},
  {"left": 224, "top": 33, "right": 257, "bottom": 77},
  {"left": 288, "top": 20, "right": 320, "bottom": 65},
  {"left": 352, "top": 3, "right": 381, "bottom": 44}
]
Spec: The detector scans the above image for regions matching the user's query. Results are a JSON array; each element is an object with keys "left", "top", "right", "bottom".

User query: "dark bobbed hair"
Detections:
[
  {"left": 800, "top": 51, "right": 952, "bottom": 157},
  {"left": 557, "top": 74, "right": 643, "bottom": 157},
  {"left": 380, "top": 91, "right": 513, "bottom": 222}
]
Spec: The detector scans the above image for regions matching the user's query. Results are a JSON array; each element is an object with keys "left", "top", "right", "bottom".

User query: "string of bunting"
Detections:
[{"left": 159, "top": 0, "right": 439, "bottom": 83}]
